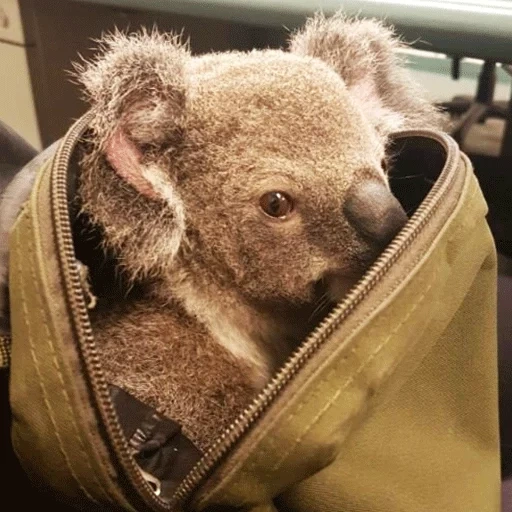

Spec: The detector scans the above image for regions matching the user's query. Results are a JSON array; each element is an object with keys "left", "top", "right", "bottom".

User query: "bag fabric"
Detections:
[
  {"left": 193, "top": 134, "right": 500, "bottom": 512},
  {"left": 3, "top": 117, "right": 501, "bottom": 511}
]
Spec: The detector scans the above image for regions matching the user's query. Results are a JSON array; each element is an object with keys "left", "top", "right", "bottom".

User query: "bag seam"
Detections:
[
  {"left": 27, "top": 203, "right": 118, "bottom": 503},
  {"left": 211, "top": 172, "right": 480, "bottom": 501},
  {"left": 14, "top": 215, "right": 98, "bottom": 503}
]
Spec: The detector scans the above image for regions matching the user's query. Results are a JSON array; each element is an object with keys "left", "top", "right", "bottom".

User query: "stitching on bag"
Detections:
[
  {"left": 239, "top": 250, "right": 436, "bottom": 482},
  {"left": 14, "top": 219, "right": 98, "bottom": 503},
  {"left": 270, "top": 281, "right": 433, "bottom": 472},
  {"left": 203, "top": 167, "right": 482, "bottom": 502},
  {"left": 23, "top": 216, "right": 115, "bottom": 503},
  {"left": 243, "top": 184, "right": 481, "bottom": 478}
]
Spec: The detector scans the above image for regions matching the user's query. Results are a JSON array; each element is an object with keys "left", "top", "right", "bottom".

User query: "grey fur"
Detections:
[
  {"left": 73, "top": 14, "right": 444, "bottom": 449},
  {"left": 0, "top": 13, "right": 445, "bottom": 449}
]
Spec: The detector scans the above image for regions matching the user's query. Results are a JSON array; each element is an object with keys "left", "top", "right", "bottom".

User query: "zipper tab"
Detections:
[
  {"left": 139, "top": 466, "right": 162, "bottom": 497},
  {"left": 76, "top": 260, "right": 97, "bottom": 310}
]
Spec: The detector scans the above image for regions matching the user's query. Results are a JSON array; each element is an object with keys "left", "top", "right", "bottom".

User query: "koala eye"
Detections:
[{"left": 259, "top": 191, "right": 294, "bottom": 218}]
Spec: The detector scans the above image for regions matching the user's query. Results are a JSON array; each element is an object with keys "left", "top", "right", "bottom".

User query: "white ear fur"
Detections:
[
  {"left": 348, "top": 78, "right": 406, "bottom": 134},
  {"left": 289, "top": 12, "right": 445, "bottom": 136},
  {"left": 141, "top": 164, "right": 186, "bottom": 261},
  {"left": 105, "top": 128, "right": 186, "bottom": 262}
]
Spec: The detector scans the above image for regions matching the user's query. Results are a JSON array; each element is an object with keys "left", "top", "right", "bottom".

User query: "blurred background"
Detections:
[
  {"left": 1, "top": 0, "right": 511, "bottom": 502},
  {"left": 1, "top": 0, "right": 511, "bottom": 152}
]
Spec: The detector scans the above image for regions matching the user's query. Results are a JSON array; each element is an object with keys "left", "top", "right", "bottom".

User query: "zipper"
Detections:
[
  {"left": 0, "top": 333, "right": 11, "bottom": 369},
  {"left": 51, "top": 111, "right": 171, "bottom": 512},
  {"left": 170, "top": 130, "right": 461, "bottom": 508},
  {"left": 51, "top": 114, "right": 460, "bottom": 511}
]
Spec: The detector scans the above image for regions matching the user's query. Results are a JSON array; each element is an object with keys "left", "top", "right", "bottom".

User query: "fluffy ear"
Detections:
[
  {"left": 74, "top": 29, "right": 189, "bottom": 201},
  {"left": 73, "top": 31, "right": 188, "bottom": 279},
  {"left": 289, "top": 13, "right": 446, "bottom": 137}
]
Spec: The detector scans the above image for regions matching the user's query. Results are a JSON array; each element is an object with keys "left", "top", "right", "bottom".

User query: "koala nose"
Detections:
[{"left": 343, "top": 181, "right": 408, "bottom": 248}]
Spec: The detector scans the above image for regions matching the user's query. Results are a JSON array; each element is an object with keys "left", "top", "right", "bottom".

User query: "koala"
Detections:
[
  {"left": 0, "top": 13, "right": 445, "bottom": 451},
  {"left": 74, "top": 13, "right": 446, "bottom": 450}
]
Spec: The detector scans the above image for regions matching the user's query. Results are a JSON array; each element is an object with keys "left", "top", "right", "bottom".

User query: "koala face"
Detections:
[
  {"left": 76, "top": 17, "right": 442, "bottom": 321},
  {"left": 175, "top": 53, "right": 403, "bottom": 307}
]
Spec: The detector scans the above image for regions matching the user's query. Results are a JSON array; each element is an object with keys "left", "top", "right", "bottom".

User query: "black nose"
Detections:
[{"left": 343, "top": 181, "right": 408, "bottom": 248}]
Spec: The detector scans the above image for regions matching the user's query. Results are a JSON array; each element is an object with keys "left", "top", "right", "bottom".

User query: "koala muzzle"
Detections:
[{"left": 343, "top": 181, "right": 408, "bottom": 249}]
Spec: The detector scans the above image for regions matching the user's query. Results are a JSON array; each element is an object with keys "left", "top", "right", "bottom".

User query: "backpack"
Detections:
[{"left": 1, "top": 113, "right": 501, "bottom": 511}]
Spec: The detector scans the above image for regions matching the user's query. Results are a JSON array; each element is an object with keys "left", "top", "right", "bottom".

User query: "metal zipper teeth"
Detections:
[
  {"left": 0, "top": 333, "right": 11, "bottom": 367},
  {"left": 51, "top": 113, "right": 171, "bottom": 512},
  {"left": 170, "top": 131, "right": 460, "bottom": 506}
]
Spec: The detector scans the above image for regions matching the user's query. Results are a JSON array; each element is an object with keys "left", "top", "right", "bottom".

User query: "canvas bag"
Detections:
[{"left": 2, "top": 112, "right": 501, "bottom": 511}]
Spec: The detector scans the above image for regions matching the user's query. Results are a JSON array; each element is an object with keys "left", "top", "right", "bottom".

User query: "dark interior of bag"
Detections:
[{"left": 388, "top": 136, "right": 447, "bottom": 216}]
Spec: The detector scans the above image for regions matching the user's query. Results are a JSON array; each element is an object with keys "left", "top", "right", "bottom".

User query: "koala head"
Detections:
[{"left": 76, "top": 14, "right": 444, "bottom": 322}]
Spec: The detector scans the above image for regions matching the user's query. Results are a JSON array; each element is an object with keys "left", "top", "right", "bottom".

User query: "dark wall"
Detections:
[{"left": 19, "top": 0, "right": 286, "bottom": 147}]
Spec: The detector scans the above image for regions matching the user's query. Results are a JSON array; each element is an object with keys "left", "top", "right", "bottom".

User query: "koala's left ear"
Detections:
[
  {"left": 74, "top": 29, "right": 189, "bottom": 203},
  {"left": 73, "top": 30, "right": 188, "bottom": 270},
  {"left": 289, "top": 12, "right": 446, "bottom": 137}
]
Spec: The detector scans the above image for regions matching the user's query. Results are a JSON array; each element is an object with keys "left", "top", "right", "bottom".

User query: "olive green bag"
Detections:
[{"left": 2, "top": 114, "right": 501, "bottom": 511}]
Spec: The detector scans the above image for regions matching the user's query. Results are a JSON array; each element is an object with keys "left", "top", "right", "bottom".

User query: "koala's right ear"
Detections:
[
  {"left": 289, "top": 13, "right": 445, "bottom": 137},
  {"left": 74, "top": 30, "right": 189, "bottom": 201}
]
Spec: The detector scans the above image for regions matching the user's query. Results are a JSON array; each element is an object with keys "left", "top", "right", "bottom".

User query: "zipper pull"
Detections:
[
  {"left": 138, "top": 467, "right": 162, "bottom": 497},
  {"left": 76, "top": 260, "right": 97, "bottom": 310}
]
